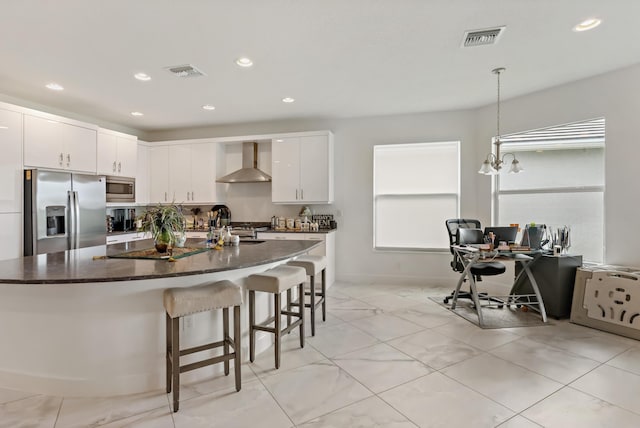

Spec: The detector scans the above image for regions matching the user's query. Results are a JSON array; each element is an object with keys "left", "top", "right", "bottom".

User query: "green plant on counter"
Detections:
[{"left": 137, "top": 203, "right": 186, "bottom": 251}]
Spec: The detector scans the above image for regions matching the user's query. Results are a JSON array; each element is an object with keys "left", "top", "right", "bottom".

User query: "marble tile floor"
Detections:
[{"left": 2, "top": 280, "right": 640, "bottom": 427}]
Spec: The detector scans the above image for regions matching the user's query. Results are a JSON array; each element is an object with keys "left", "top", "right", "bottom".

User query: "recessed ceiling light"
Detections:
[
  {"left": 235, "top": 57, "right": 254, "bottom": 68},
  {"left": 130, "top": 111, "right": 144, "bottom": 116},
  {"left": 282, "top": 97, "right": 295, "bottom": 103},
  {"left": 202, "top": 104, "right": 216, "bottom": 110},
  {"left": 275, "top": 139, "right": 283, "bottom": 143},
  {"left": 134, "top": 72, "right": 151, "bottom": 81},
  {"left": 46, "top": 83, "right": 64, "bottom": 91},
  {"left": 0, "top": 126, "right": 8, "bottom": 129},
  {"left": 574, "top": 18, "right": 602, "bottom": 32}
]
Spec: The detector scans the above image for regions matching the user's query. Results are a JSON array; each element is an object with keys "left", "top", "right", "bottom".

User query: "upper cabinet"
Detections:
[
  {"left": 135, "top": 143, "right": 150, "bottom": 205},
  {"left": 148, "top": 145, "right": 170, "bottom": 203},
  {"left": 271, "top": 132, "right": 334, "bottom": 204},
  {"left": 97, "top": 129, "right": 138, "bottom": 178},
  {"left": 0, "top": 108, "right": 23, "bottom": 213},
  {"left": 149, "top": 142, "right": 226, "bottom": 204},
  {"left": 24, "top": 114, "right": 97, "bottom": 173}
]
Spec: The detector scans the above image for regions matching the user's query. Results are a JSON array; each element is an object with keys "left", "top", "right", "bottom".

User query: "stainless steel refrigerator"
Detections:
[{"left": 24, "top": 169, "right": 106, "bottom": 256}]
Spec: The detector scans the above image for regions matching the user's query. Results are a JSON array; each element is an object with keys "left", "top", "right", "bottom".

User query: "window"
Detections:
[
  {"left": 373, "top": 141, "right": 460, "bottom": 250},
  {"left": 494, "top": 118, "right": 605, "bottom": 262}
]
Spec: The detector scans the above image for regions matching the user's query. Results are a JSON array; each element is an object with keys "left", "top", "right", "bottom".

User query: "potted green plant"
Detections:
[{"left": 137, "top": 203, "right": 186, "bottom": 253}]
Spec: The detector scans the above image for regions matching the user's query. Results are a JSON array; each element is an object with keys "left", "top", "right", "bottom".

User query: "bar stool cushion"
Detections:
[
  {"left": 247, "top": 265, "right": 306, "bottom": 294},
  {"left": 164, "top": 280, "right": 243, "bottom": 318},
  {"left": 287, "top": 255, "right": 327, "bottom": 276}
]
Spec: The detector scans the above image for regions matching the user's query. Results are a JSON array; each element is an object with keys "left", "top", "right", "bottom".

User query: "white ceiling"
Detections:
[{"left": 2, "top": 1, "right": 639, "bottom": 133}]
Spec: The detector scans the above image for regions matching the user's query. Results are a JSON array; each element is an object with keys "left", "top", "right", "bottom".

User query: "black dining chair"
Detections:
[{"left": 444, "top": 219, "right": 506, "bottom": 304}]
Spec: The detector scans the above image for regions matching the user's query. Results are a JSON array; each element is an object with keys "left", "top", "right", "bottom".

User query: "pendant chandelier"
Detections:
[{"left": 478, "top": 67, "right": 524, "bottom": 175}]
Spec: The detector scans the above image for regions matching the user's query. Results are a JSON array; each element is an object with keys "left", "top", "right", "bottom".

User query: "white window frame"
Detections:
[{"left": 373, "top": 141, "right": 460, "bottom": 251}]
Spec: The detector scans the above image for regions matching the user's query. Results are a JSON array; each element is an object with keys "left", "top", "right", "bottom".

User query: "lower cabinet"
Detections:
[
  {"left": 257, "top": 231, "right": 336, "bottom": 286},
  {"left": 106, "top": 232, "right": 151, "bottom": 245},
  {"left": 186, "top": 231, "right": 209, "bottom": 240}
]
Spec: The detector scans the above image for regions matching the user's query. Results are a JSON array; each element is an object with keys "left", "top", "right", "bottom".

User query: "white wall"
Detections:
[{"left": 474, "top": 63, "right": 640, "bottom": 266}]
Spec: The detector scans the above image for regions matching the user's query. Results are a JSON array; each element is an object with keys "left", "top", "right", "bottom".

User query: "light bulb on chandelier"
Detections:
[{"left": 478, "top": 67, "right": 524, "bottom": 175}]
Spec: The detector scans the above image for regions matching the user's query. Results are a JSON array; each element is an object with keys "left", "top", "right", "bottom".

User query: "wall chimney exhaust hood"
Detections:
[{"left": 216, "top": 142, "right": 272, "bottom": 183}]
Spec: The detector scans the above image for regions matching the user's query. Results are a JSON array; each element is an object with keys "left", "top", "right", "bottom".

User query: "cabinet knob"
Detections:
[
  {"left": 112, "top": 161, "right": 116, "bottom": 172},
  {"left": 59, "top": 153, "right": 64, "bottom": 166},
  {"left": 301, "top": 189, "right": 304, "bottom": 200},
  {"left": 186, "top": 192, "right": 190, "bottom": 201},
  {"left": 118, "top": 162, "right": 121, "bottom": 173},
  {"left": 66, "top": 154, "right": 71, "bottom": 167},
  {"left": 296, "top": 189, "right": 298, "bottom": 200}
]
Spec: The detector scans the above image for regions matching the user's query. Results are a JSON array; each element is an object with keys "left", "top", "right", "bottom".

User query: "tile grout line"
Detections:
[{"left": 53, "top": 396, "right": 63, "bottom": 428}]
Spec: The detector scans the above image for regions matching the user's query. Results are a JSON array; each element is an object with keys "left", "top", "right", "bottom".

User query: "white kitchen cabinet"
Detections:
[
  {"left": 24, "top": 114, "right": 97, "bottom": 173},
  {"left": 186, "top": 231, "right": 208, "bottom": 239},
  {"left": 150, "top": 142, "right": 225, "bottom": 205},
  {"left": 190, "top": 143, "right": 225, "bottom": 204},
  {"left": 0, "top": 108, "right": 23, "bottom": 213},
  {"left": 257, "top": 231, "right": 336, "bottom": 286},
  {"left": 97, "top": 129, "right": 137, "bottom": 178},
  {"left": 271, "top": 133, "right": 333, "bottom": 204},
  {"left": 106, "top": 231, "right": 151, "bottom": 245},
  {"left": 169, "top": 143, "right": 225, "bottom": 204},
  {"left": 149, "top": 145, "right": 170, "bottom": 203},
  {"left": 135, "top": 143, "right": 150, "bottom": 205},
  {"left": 0, "top": 212, "right": 22, "bottom": 260}
]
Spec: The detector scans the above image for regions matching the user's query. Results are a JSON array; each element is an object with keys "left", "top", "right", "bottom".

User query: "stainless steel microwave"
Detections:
[{"left": 106, "top": 176, "right": 135, "bottom": 203}]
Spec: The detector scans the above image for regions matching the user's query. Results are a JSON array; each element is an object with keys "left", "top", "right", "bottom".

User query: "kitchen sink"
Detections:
[{"left": 239, "top": 240, "right": 265, "bottom": 245}]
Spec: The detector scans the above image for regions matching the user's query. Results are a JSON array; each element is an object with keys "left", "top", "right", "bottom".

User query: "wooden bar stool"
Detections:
[
  {"left": 287, "top": 255, "right": 327, "bottom": 336},
  {"left": 247, "top": 265, "right": 306, "bottom": 369},
  {"left": 163, "top": 280, "right": 242, "bottom": 413}
]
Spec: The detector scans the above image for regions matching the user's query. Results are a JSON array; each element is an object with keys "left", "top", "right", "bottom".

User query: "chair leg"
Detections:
[
  {"left": 249, "top": 290, "right": 255, "bottom": 362},
  {"left": 309, "top": 274, "right": 316, "bottom": 336},
  {"left": 321, "top": 269, "right": 327, "bottom": 322},
  {"left": 274, "top": 292, "right": 281, "bottom": 369},
  {"left": 233, "top": 305, "right": 241, "bottom": 392},
  {"left": 165, "top": 312, "right": 171, "bottom": 394},
  {"left": 223, "top": 307, "right": 230, "bottom": 376},
  {"left": 171, "top": 317, "right": 180, "bottom": 412},
  {"left": 286, "top": 288, "right": 292, "bottom": 332},
  {"left": 467, "top": 275, "right": 485, "bottom": 327},
  {"left": 299, "top": 282, "right": 305, "bottom": 348}
]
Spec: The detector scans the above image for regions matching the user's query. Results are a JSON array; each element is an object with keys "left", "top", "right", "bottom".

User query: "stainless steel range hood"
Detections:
[{"left": 216, "top": 142, "right": 272, "bottom": 183}]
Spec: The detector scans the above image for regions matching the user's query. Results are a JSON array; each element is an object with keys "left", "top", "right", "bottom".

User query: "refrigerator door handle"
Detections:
[
  {"left": 68, "top": 190, "right": 80, "bottom": 249},
  {"left": 68, "top": 190, "right": 75, "bottom": 249},
  {"left": 73, "top": 191, "right": 80, "bottom": 249}
]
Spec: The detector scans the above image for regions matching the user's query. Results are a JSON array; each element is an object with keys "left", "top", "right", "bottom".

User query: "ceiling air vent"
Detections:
[
  {"left": 462, "top": 26, "right": 505, "bottom": 47},
  {"left": 164, "top": 64, "right": 207, "bottom": 78}
]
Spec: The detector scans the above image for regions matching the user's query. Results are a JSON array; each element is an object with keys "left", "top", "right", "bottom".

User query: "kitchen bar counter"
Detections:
[
  {"left": 0, "top": 238, "right": 318, "bottom": 284},
  {"left": 0, "top": 238, "right": 319, "bottom": 397}
]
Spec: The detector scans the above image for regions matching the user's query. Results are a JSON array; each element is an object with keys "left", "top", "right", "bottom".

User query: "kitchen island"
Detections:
[{"left": 0, "top": 239, "right": 318, "bottom": 397}]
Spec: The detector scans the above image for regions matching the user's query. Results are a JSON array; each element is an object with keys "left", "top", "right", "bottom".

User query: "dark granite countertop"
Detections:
[
  {"left": 259, "top": 229, "right": 336, "bottom": 234},
  {"left": 0, "top": 238, "right": 319, "bottom": 284}
]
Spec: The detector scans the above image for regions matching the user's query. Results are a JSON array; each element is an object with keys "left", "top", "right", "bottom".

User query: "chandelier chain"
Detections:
[{"left": 496, "top": 69, "right": 501, "bottom": 141}]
